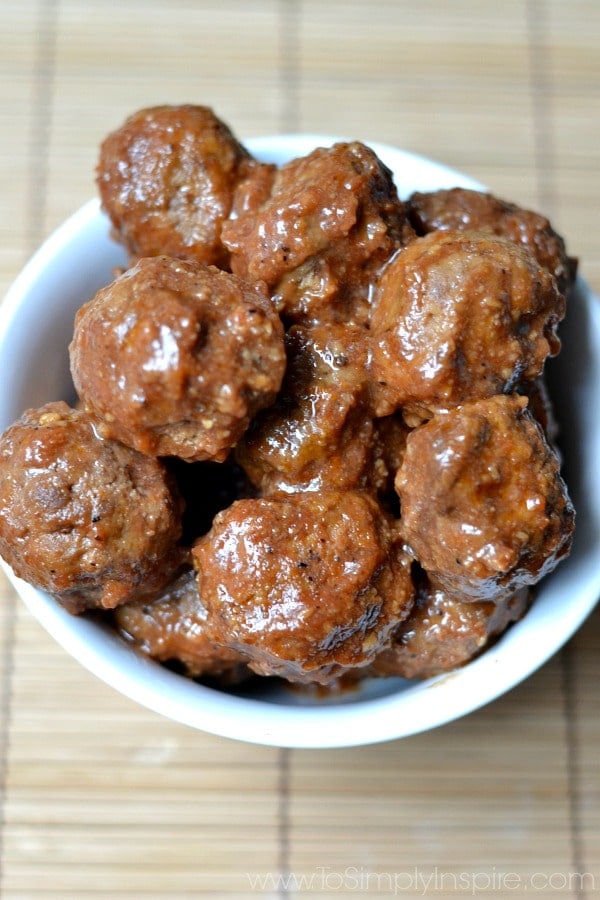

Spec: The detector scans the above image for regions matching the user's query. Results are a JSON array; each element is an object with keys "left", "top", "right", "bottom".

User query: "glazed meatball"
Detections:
[
  {"left": 192, "top": 491, "right": 415, "bottom": 684},
  {"left": 395, "top": 395, "right": 574, "bottom": 602},
  {"left": 370, "top": 576, "right": 531, "bottom": 680},
  {"left": 370, "top": 230, "right": 566, "bottom": 422},
  {"left": 221, "top": 141, "right": 414, "bottom": 326},
  {"left": 70, "top": 256, "right": 286, "bottom": 461},
  {"left": 236, "top": 323, "right": 373, "bottom": 494},
  {"left": 407, "top": 187, "right": 577, "bottom": 295},
  {"left": 97, "top": 104, "right": 274, "bottom": 268},
  {"left": 0, "top": 402, "right": 184, "bottom": 614},
  {"left": 114, "top": 568, "right": 249, "bottom": 683}
]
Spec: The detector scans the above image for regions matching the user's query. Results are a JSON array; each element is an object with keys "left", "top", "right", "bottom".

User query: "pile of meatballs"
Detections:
[{"left": 0, "top": 105, "right": 576, "bottom": 688}]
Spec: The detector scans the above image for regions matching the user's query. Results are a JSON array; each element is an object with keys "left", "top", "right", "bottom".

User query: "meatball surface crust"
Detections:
[
  {"left": 114, "top": 568, "right": 249, "bottom": 682},
  {"left": 222, "top": 141, "right": 414, "bottom": 325},
  {"left": 0, "top": 402, "right": 184, "bottom": 614},
  {"left": 192, "top": 491, "right": 415, "bottom": 684},
  {"left": 370, "top": 230, "right": 566, "bottom": 422},
  {"left": 70, "top": 256, "right": 286, "bottom": 462},
  {"left": 407, "top": 187, "right": 577, "bottom": 295},
  {"left": 370, "top": 577, "right": 531, "bottom": 680},
  {"left": 395, "top": 395, "right": 574, "bottom": 602},
  {"left": 235, "top": 322, "right": 373, "bottom": 495},
  {"left": 97, "top": 104, "right": 273, "bottom": 268}
]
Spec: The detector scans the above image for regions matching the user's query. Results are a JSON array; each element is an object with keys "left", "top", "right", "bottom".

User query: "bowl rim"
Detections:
[{"left": 1, "top": 135, "right": 599, "bottom": 749}]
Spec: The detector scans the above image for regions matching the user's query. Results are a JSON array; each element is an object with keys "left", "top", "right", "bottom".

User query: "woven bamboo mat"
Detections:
[{"left": 1, "top": 1, "right": 599, "bottom": 896}]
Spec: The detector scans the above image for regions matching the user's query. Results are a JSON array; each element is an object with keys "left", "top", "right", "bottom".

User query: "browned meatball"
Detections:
[
  {"left": 70, "top": 256, "right": 286, "bottom": 462},
  {"left": 407, "top": 187, "right": 577, "bottom": 294},
  {"left": 97, "top": 104, "right": 274, "bottom": 268},
  {"left": 114, "top": 568, "right": 249, "bottom": 683},
  {"left": 370, "top": 576, "right": 531, "bottom": 680},
  {"left": 235, "top": 323, "right": 373, "bottom": 494},
  {"left": 192, "top": 491, "right": 415, "bottom": 684},
  {"left": 221, "top": 141, "right": 414, "bottom": 326},
  {"left": 395, "top": 395, "right": 574, "bottom": 602},
  {"left": 370, "top": 230, "right": 566, "bottom": 423},
  {"left": 0, "top": 402, "right": 185, "bottom": 614}
]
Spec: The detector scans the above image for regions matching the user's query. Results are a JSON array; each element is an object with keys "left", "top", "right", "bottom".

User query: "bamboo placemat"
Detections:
[{"left": 1, "top": 2, "right": 599, "bottom": 896}]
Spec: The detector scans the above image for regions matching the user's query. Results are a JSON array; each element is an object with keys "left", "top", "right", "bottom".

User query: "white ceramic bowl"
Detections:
[{"left": 1, "top": 137, "right": 599, "bottom": 749}]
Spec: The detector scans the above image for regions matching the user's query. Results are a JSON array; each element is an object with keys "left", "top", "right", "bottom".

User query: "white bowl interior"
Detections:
[{"left": 0, "top": 137, "right": 599, "bottom": 748}]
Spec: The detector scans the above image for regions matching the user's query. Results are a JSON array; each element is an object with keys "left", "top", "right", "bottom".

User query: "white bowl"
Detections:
[{"left": 1, "top": 137, "right": 599, "bottom": 749}]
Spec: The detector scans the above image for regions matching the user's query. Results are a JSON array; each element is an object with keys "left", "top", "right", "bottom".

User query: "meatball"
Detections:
[
  {"left": 70, "top": 256, "right": 286, "bottom": 461},
  {"left": 370, "top": 230, "right": 566, "bottom": 422},
  {"left": 192, "top": 491, "right": 415, "bottom": 684},
  {"left": 370, "top": 575, "right": 531, "bottom": 680},
  {"left": 114, "top": 568, "right": 249, "bottom": 683},
  {"left": 0, "top": 402, "right": 184, "bottom": 614},
  {"left": 407, "top": 187, "right": 577, "bottom": 295},
  {"left": 395, "top": 394, "right": 574, "bottom": 602},
  {"left": 221, "top": 141, "right": 414, "bottom": 325},
  {"left": 97, "top": 104, "right": 274, "bottom": 268},
  {"left": 235, "top": 322, "right": 373, "bottom": 494}
]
